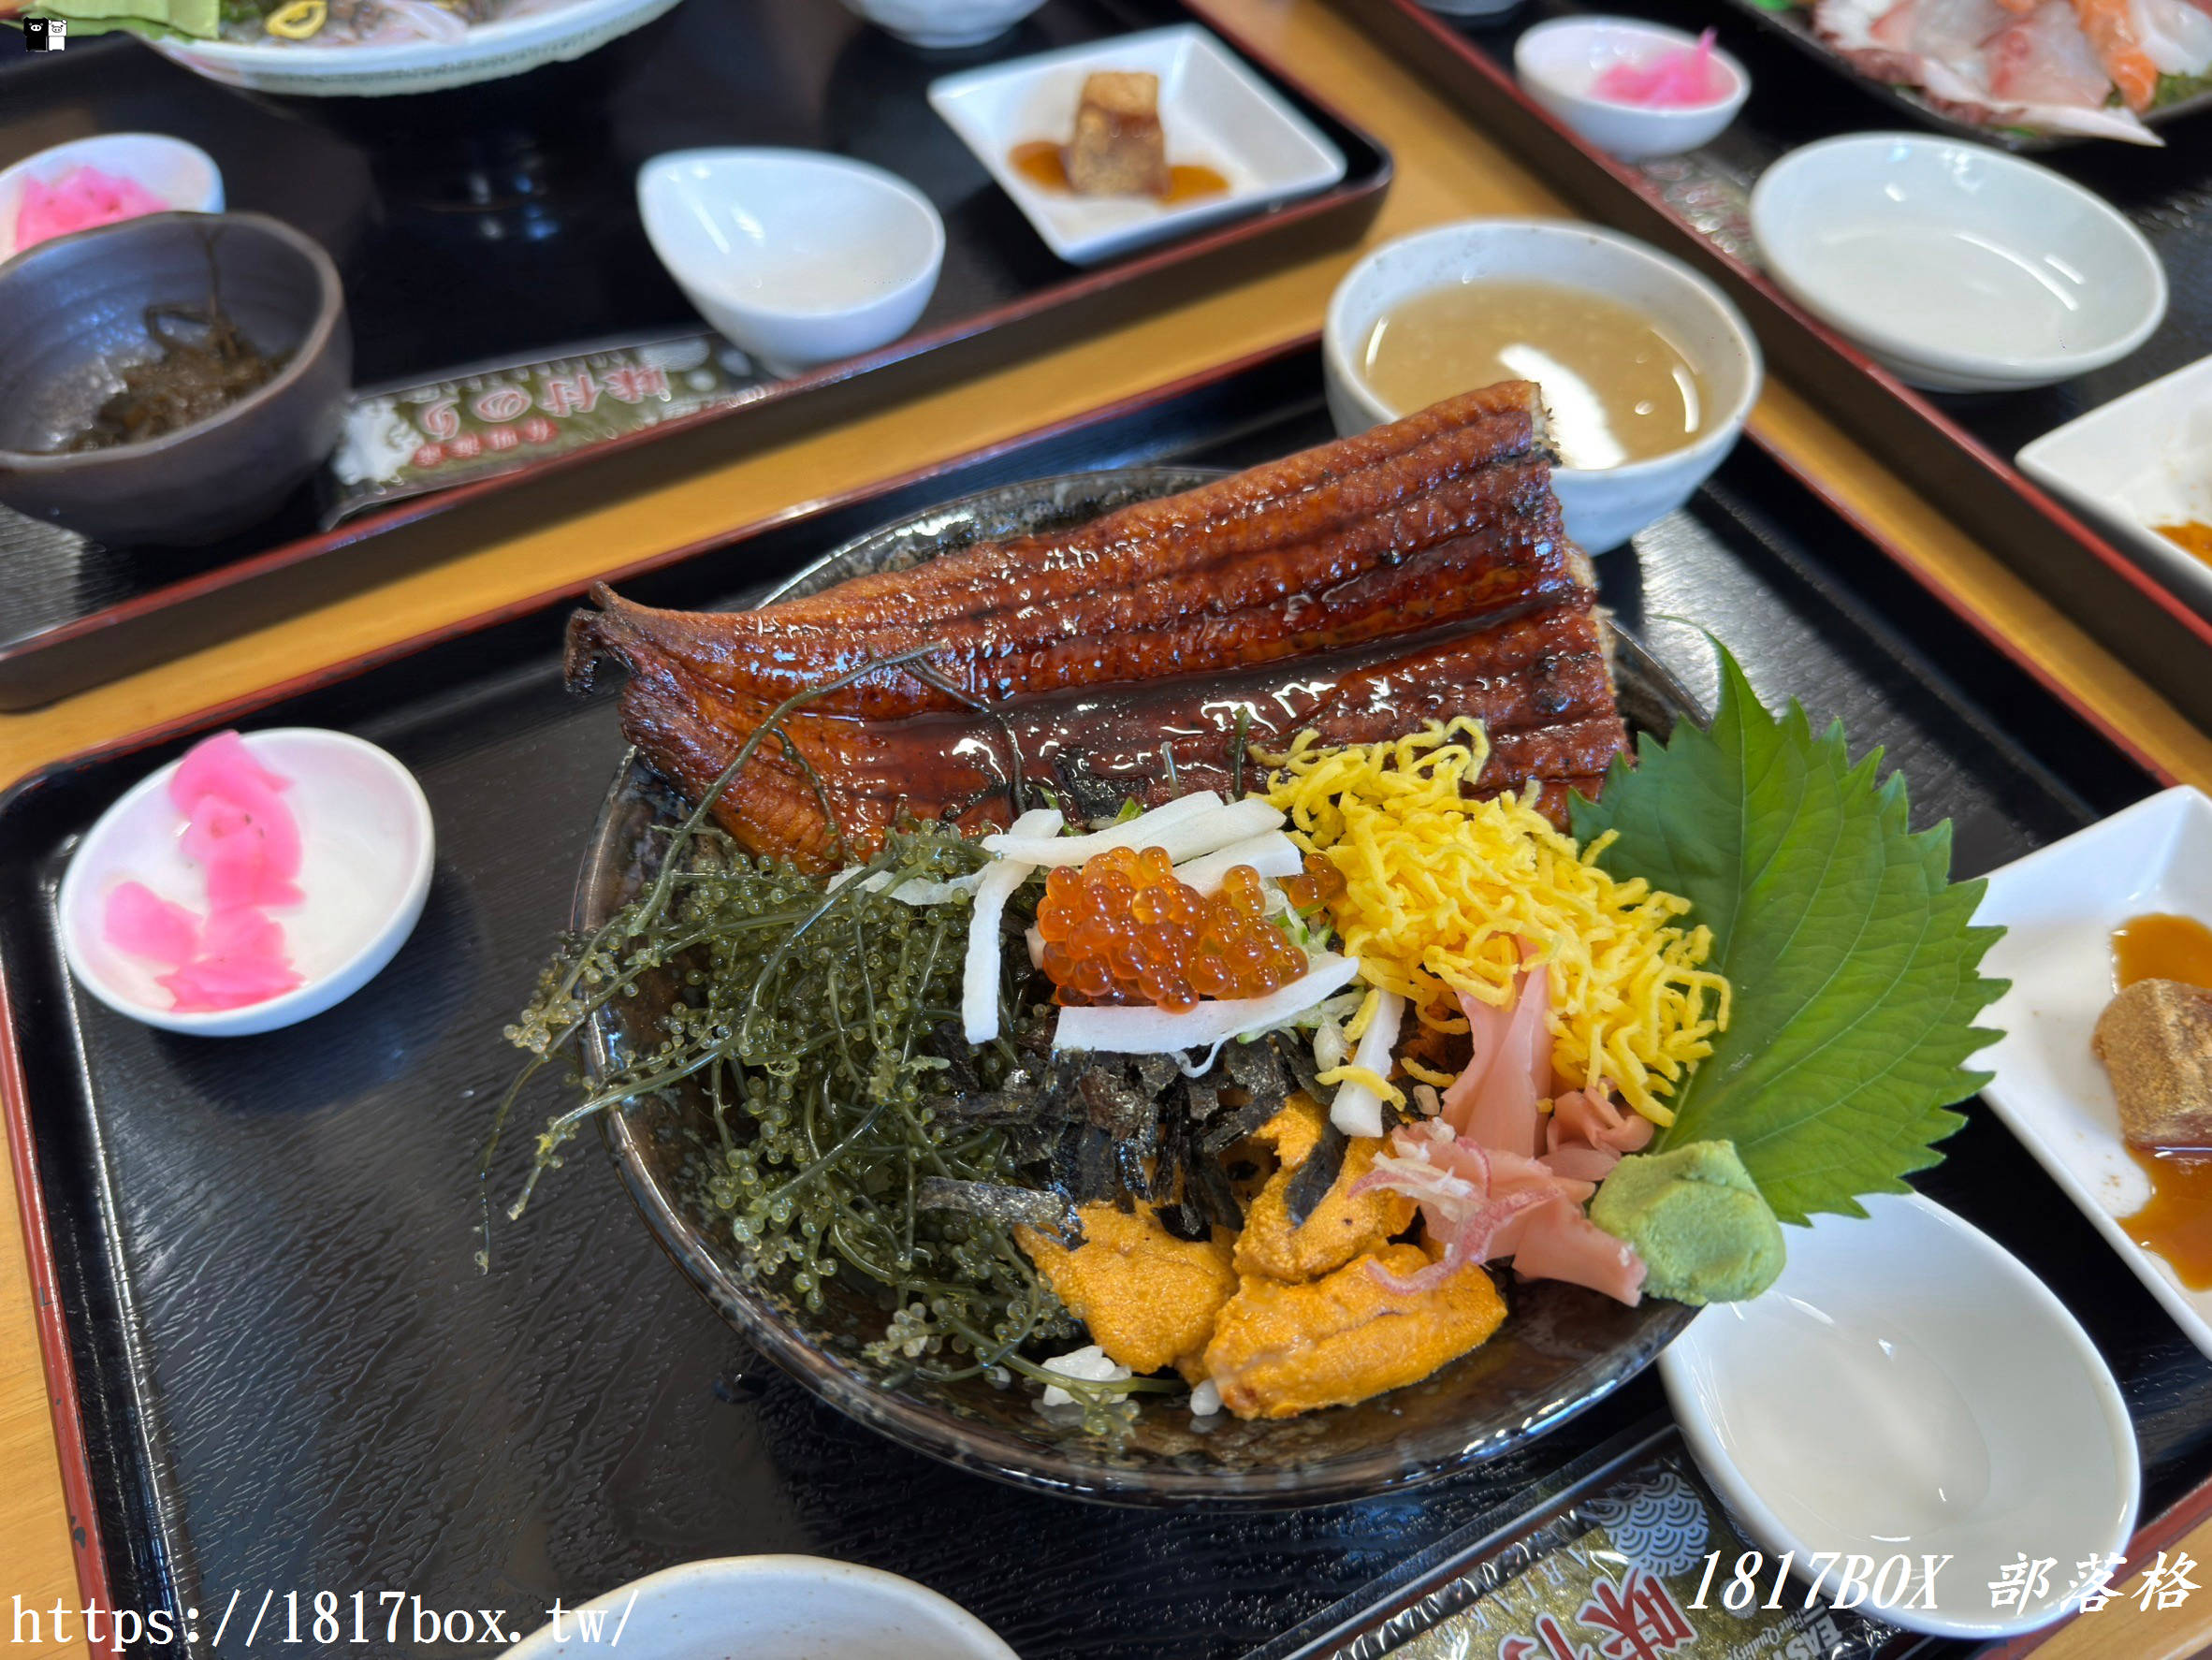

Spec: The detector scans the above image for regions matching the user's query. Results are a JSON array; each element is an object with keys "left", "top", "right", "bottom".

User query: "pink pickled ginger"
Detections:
[
  {"left": 14, "top": 166, "right": 168, "bottom": 255},
  {"left": 1591, "top": 29, "right": 1734, "bottom": 107},
  {"left": 1361, "top": 969, "right": 1652, "bottom": 1305},
  {"left": 102, "top": 731, "right": 305, "bottom": 1014}
]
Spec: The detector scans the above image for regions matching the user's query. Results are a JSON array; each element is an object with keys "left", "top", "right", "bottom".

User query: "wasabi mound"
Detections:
[{"left": 1589, "top": 1140, "right": 1784, "bottom": 1305}]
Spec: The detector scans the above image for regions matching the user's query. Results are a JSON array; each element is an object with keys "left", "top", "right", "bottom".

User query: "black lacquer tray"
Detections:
[
  {"left": 1332, "top": 0, "right": 2212, "bottom": 738},
  {"left": 0, "top": 0, "right": 1388, "bottom": 709},
  {"left": 1, "top": 342, "right": 2205, "bottom": 1660}
]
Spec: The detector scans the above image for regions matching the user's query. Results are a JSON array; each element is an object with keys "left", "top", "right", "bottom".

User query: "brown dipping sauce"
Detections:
[
  {"left": 1008, "top": 140, "right": 1228, "bottom": 203},
  {"left": 2111, "top": 912, "right": 2212, "bottom": 1289}
]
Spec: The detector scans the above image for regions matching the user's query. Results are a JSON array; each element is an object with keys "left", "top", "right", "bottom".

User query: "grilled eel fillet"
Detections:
[
  {"left": 596, "top": 607, "right": 1624, "bottom": 870},
  {"left": 566, "top": 384, "right": 1627, "bottom": 870},
  {"left": 570, "top": 382, "right": 1574, "bottom": 720}
]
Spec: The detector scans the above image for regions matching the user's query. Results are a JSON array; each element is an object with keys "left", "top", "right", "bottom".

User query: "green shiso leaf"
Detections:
[{"left": 1568, "top": 643, "right": 2007, "bottom": 1226}]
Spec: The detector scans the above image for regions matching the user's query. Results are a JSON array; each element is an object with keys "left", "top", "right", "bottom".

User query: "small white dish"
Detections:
[
  {"left": 1662, "top": 1192, "right": 2139, "bottom": 1639},
  {"left": 839, "top": 0, "right": 1045, "bottom": 48},
  {"left": 637, "top": 148, "right": 944, "bottom": 376},
  {"left": 501, "top": 1556, "right": 1017, "bottom": 1660},
  {"left": 1323, "top": 218, "right": 1761, "bottom": 552},
  {"left": 2016, "top": 355, "right": 2212, "bottom": 620},
  {"left": 0, "top": 134, "right": 223, "bottom": 264},
  {"left": 1972, "top": 785, "right": 2212, "bottom": 1359},
  {"left": 1750, "top": 134, "right": 2166, "bottom": 393},
  {"left": 150, "top": 0, "right": 681, "bottom": 98},
  {"left": 1515, "top": 19, "right": 1749, "bottom": 161},
  {"left": 57, "top": 728, "right": 434, "bottom": 1039},
  {"left": 927, "top": 24, "right": 1346, "bottom": 267}
]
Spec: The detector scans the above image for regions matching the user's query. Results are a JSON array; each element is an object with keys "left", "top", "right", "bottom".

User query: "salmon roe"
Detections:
[
  {"left": 1035, "top": 845, "right": 1305, "bottom": 1012},
  {"left": 1278, "top": 852, "right": 1347, "bottom": 915}
]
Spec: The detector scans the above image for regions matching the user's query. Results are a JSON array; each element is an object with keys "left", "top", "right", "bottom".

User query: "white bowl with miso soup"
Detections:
[{"left": 1323, "top": 219, "right": 1760, "bottom": 551}]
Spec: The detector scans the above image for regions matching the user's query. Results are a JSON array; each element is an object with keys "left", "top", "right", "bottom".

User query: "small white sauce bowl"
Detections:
[
  {"left": 1661, "top": 1192, "right": 2139, "bottom": 1640},
  {"left": 638, "top": 148, "right": 944, "bottom": 377},
  {"left": 1751, "top": 133, "right": 2166, "bottom": 393},
  {"left": 57, "top": 728, "right": 434, "bottom": 1039},
  {"left": 1515, "top": 18, "right": 1749, "bottom": 161},
  {"left": 838, "top": 0, "right": 1047, "bottom": 49},
  {"left": 0, "top": 134, "right": 224, "bottom": 265},
  {"left": 501, "top": 1556, "right": 1018, "bottom": 1660},
  {"left": 1324, "top": 218, "right": 1761, "bottom": 552}
]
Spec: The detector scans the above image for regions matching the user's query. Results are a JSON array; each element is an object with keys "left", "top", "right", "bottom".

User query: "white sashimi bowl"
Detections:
[{"left": 150, "top": 0, "right": 683, "bottom": 97}]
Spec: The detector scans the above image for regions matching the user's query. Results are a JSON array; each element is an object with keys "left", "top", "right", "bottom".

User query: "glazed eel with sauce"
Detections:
[{"left": 566, "top": 382, "right": 1627, "bottom": 870}]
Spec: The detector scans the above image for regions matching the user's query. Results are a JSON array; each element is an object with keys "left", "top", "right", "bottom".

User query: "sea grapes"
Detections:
[{"left": 491, "top": 809, "right": 1118, "bottom": 1391}]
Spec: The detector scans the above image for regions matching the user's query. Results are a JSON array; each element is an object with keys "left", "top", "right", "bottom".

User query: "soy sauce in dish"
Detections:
[
  {"left": 1007, "top": 140, "right": 1227, "bottom": 203},
  {"left": 1360, "top": 282, "right": 1708, "bottom": 471},
  {"left": 2111, "top": 912, "right": 2212, "bottom": 1289}
]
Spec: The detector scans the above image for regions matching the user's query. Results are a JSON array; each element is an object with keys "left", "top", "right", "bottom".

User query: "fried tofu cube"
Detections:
[
  {"left": 2094, "top": 978, "right": 2212, "bottom": 1148},
  {"left": 1064, "top": 70, "right": 1171, "bottom": 198},
  {"left": 1016, "top": 1202, "right": 1237, "bottom": 1375},
  {"left": 1201, "top": 1244, "right": 1506, "bottom": 1420},
  {"left": 1236, "top": 1098, "right": 1415, "bottom": 1282}
]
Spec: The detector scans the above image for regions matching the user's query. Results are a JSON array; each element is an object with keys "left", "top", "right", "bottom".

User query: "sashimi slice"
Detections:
[
  {"left": 1816, "top": 0, "right": 2161, "bottom": 139},
  {"left": 2132, "top": 0, "right": 2212, "bottom": 73},
  {"left": 2070, "top": 0, "right": 2161, "bottom": 106},
  {"left": 1991, "top": 0, "right": 2135, "bottom": 98}
]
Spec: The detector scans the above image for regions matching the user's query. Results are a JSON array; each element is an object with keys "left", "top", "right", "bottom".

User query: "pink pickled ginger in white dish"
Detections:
[
  {"left": 1591, "top": 29, "right": 1735, "bottom": 105},
  {"left": 13, "top": 165, "right": 169, "bottom": 254},
  {"left": 102, "top": 731, "right": 305, "bottom": 1013}
]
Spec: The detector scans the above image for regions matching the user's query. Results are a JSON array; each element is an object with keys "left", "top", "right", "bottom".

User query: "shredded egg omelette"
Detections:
[{"left": 1260, "top": 717, "right": 1729, "bottom": 1125}]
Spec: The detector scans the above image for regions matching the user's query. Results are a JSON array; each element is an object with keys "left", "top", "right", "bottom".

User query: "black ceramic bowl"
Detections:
[
  {"left": 576, "top": 467, "right": 1703, "bottom": 1507},
  {"left": 0, "top": 211, "right": 349, "bottom": 546}
]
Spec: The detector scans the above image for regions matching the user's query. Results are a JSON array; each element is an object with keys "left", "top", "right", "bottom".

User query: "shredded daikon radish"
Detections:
[
  {"left": 979, "top": 791, "right": 1217, "bottom": 865},
  {"left": 962, "top": 806, "right": 1063, "bottom": 1043},
  {"left": 1052, "top": 954, "right": 1361, "bottom": 1070},
  {"left": 1171, "top": 830, "right": 1302, "bottom": 895},
  {"left": 988, "top": 797, "right": 1282, "bottom": 868},
  {"left": 826, "top": 866, "right": 980, "bottom": 906},
  {"left": 1320, "top": 987, "right": 1404, "bottom": 1136}
]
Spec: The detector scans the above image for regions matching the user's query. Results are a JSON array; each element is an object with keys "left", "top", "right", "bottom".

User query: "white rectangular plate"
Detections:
[
  {"left": 926, "top": 23, "right": 1347, "bottom": 268},
  {"left": 2016, "top": 356, "right": 2212, "bottom": 621},
  {"left": 1973, "top": 785, "right": 2212, "bottom": 1360}
]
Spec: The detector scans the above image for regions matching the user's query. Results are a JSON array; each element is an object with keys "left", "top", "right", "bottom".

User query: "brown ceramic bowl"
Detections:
[{"left": 0, "top": 211, "right": 349, "bottom": 546}]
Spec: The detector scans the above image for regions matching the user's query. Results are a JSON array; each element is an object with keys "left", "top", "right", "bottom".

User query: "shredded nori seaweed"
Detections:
[{"left": 1285, "top": 1118, "right": 1350, "bottom": 1229}]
